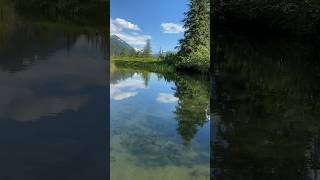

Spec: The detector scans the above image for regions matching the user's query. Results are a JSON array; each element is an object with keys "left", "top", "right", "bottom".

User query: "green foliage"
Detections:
[
  {"left": 160, "top": 52, "right": 178, "bottom": 65},
  {"left": 177, "top": 42, "right": 210, "bottom": 72},
  {"left": 177, "top": 0, "right": 210, "bottom": 72},
  {"left": 213, "top": 0, "right": 320, "bottom": 36},
  {"left": 10, "top": 0, "right": 107, "bottom": 27},
  {"left": 112, "top": 59, "right": 174, "bottom": 74}
]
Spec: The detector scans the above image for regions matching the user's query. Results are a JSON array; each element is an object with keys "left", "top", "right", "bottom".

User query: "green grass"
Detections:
[
  {"left": 111, "top": 56, "right": 158, "bottom": 62},
  {"left": 111, "top": 56, "right": 175, "bottom": 74}
]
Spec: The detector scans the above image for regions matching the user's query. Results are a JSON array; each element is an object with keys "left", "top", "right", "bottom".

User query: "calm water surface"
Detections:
[
  {"left": 110, "top": 67, "right": 210, "bottom": 180},
  {"left": 0, "top": 14, "right": 108, "bottom": 179},
  {"left": 212, "top": 36, "right": 320, "bottom": 180}
]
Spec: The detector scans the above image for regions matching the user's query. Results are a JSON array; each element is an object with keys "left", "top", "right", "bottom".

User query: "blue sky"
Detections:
[{"left": 111, "top": 0, "right": 188, "bottom": 53}]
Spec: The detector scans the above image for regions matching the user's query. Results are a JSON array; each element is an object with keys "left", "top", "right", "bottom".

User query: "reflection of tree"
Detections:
[
  {"left": 141, "top": 71, "right": 150, "bottom": 87},
  {"left": 0, "top": 0, "right": 107, "bottom": 73},
  {"left": 112, "top": 64, "right": 210, "bottom": 144},
  {"left": 174, "top": 75, "right": 210, "bottom": 144},
  {"left": 212, "top": 36, "right": 320, "bottom": 180}
]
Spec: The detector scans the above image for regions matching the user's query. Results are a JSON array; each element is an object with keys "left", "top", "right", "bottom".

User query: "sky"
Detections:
[{"left": 111, "top": 0, "right": 189, "bottom": 53}]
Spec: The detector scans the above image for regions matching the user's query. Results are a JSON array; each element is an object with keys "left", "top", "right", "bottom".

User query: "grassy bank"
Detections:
[
  {"left": 111, "top": 56, "right": 210, "bottom": 75},
  {"left": 111, "top": 57, "right": 175, "bottom": 74}
]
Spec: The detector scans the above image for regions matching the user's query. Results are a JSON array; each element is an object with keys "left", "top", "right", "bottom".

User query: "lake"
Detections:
[
  {"left": 0, "top": 6, "right": 108, "bottom": 180},
  {"left": 211, "top": 35, "right": 320, "bottom": 180},
  {"left": 110, "top": 66, "right": 211, "bottom": 180}
]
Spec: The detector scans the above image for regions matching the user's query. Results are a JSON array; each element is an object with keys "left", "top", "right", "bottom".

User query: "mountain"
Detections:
[{"left": 110, "top": 35, "right": 136, "bottom": 56}]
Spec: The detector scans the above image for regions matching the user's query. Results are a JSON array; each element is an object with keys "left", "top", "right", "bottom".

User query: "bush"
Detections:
[
  {"left": 160, "top": 52, "right": 178, "bottom": 65},
  {"left": 176, "top": 44, "right": 210, "bottom": 72}
]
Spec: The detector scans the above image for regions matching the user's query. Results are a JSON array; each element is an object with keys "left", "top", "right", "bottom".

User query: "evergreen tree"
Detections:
[
  {"left": 177, "top": 0, "right": 210, "bottom": 72},
  {"left": 142, "top": 39, "right": 152, "bottom": 57},
  {"left": 158, "top": 47, "right": 164, "bottom": 59}
]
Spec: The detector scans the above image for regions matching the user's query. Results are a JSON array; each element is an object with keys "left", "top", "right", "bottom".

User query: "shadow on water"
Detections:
[
  {"left": 211, "top": 35, "right": 320, "bottom": 180},
  {"left": 0, "top": 1, "right": 108, "bottom": 180}
]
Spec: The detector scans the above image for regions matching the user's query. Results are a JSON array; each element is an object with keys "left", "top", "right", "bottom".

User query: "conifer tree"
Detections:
[
  {"left": 177, "top": 0, "right": 210, "bottom": 72},
  {"left": 142, "top": 39, "right": 152, "bottom": 57},
  {"left": 158, "top": 47, "right": 164, "bottom": 59}
]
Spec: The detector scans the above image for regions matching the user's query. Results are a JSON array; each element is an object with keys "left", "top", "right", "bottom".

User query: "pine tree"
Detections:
[
  {"left": 158, "top": 47, "right": 164, "bottom": 59},
  {"left": 177, "top": 0, "right": 210, "bottom": 72},
  {"left": 142, "top": 39, "right": 152, "bottom": 57}
]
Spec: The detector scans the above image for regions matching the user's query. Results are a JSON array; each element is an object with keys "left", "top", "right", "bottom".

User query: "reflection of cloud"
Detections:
[
  {"left": 156, "top": 93, "right": 178, "bottom": 103},
  {"left": 110, "top": 78, "right": 146, "bottom": 101},
  {"left": 8, "top": 96, "right": 89, "bottom": 122},
  {"left": 0, "top": 35, "right": 105, "bottom": 121},
  {"left": 112, "top": 92, "right": 137, "bottom": 100}
]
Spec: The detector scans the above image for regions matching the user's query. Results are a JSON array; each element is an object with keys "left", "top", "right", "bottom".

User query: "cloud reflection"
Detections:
[
  {"left": 110, "top": 77, "right": 146, "bottom": 101},
  {"left": 0, "top": 35, "right": 106, "bottom": 121},
  {"left": 156, "top": 93, "right": 178, "bottom": 103}
]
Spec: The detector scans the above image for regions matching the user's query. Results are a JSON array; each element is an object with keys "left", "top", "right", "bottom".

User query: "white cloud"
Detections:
[
  {"left": 113, "top": 32, "right": 151, "bottom": 46},
  {"left": 156, "top": 93, "right": 178, "bottom": 103},
  {"left": 161, "top": 23, "right": 185, "bottom": 34},
  {"left": 113, "top": 18, "right": 140, "bottom": 31},
  {"left": 110, "top": 17, "right": 151, "bottom": 47}
]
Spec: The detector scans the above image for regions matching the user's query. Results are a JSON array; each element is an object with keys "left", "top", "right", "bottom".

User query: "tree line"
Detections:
[{"left": 213, "top": 0, "right": 320, "bottom": 37}]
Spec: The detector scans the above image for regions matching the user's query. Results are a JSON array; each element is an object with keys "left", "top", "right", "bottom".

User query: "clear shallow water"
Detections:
[
  {"left": 0, "top": 16, "right": 108, "bottom": 179},
  {"left": 110, "top": 68, "right": 210, "bottom": 180}
]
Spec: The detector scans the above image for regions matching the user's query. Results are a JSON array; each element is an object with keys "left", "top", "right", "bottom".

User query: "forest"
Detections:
[
  {"left": 213, "top": 0, "right": 320, "bottom": 38},
  {"left": 0, "top": 0, "right": 108, "bottom": 27}
]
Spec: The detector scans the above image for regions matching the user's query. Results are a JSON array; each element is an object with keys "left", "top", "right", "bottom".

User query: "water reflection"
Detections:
[
  {"left": 110, "top": 67, "right": 210, "bottom": 180},
  {"left": 212, "top": 36, "right": 320, "bottom": 180},
  {"left": 0, "top": 2, "right": 108, "bottom": 179}
]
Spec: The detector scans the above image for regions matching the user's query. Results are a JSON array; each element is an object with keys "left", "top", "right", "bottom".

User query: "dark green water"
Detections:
[
  {"left": 0, "top": 3, "right": 108, "bottom": 179},
  {"left": 110, "top": 67, "right": 210, "bottom": 179},
  {"left": 212, "top": 36, "right": 320, "bottom": 180}
]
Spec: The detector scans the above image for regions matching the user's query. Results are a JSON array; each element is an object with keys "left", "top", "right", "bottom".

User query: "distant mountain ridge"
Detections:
[{"left": 110, "top": 35, "right": 135, "bottom": 56}]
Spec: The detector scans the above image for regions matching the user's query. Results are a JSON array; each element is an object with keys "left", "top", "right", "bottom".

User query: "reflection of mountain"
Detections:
[
  {"left": 110, "top": 35, "right": 135, "bottom": 56},
  {"left": 212, "top": 36, "right": 320, "bottom": 180}
]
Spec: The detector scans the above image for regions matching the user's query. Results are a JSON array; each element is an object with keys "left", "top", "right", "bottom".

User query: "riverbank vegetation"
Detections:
[
  {"left": 6, "top": 0, "right": 107, "bottom": 28},
  {"left": 213, "top": 0, "right": 320, "bottom": 39}
]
